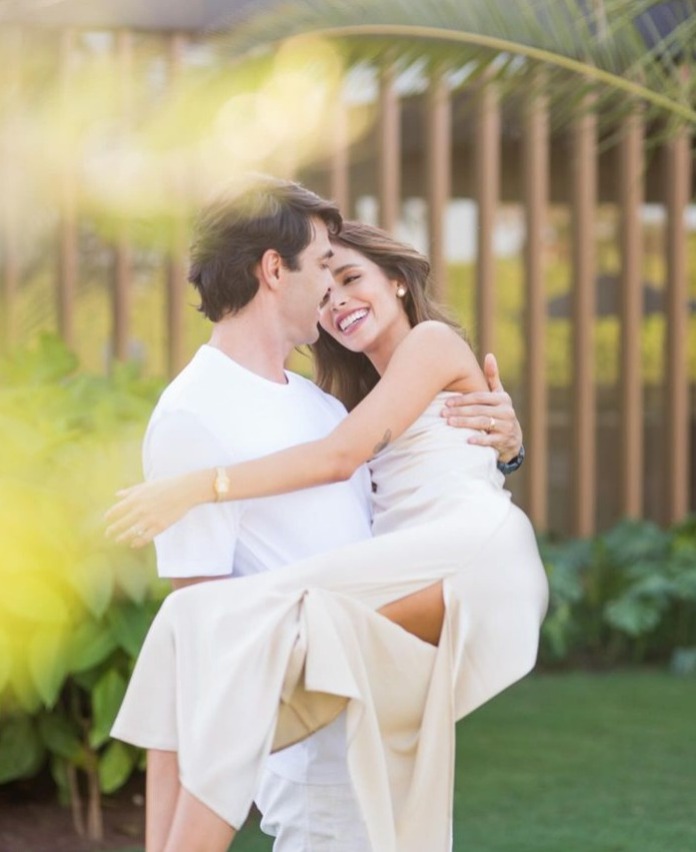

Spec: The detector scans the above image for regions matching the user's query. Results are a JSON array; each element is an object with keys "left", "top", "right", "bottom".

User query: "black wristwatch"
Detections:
[{"left": 497, "top": 444, "right": 525, "bottom": 475}]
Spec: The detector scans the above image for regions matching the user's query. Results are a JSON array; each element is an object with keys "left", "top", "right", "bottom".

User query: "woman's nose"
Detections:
[{"left": 330, "top": 292, "right": 347, "bottom": 310}]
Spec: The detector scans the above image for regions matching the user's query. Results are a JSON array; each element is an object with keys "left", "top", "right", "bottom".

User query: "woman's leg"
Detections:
[
  {"left": 163, "top": 787, "right": 236, "bottom": 852},
  {"left": 378, "top": 581, "right": 445, "bottom": 646},
  {"left": 146, "top": 750, "right": 181, "bottom": 852},
  {"left": 153, "top": 586, "right": 446, "bottom": 850},
  {"left": 146, "top": 586, "right": 444, "bottom": 852},
  {"left": 120, "top": 518, "right": 464, "bottom": 849}
]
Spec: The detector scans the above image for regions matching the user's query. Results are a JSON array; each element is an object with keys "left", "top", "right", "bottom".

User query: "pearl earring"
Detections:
[{"left": 396, "top": 285, "right": 407, "bottom": 298}]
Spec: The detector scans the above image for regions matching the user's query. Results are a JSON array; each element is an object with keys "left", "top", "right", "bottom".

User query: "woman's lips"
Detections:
[{"left": 336, "top": 308, "right": 369, "bottom": 335}]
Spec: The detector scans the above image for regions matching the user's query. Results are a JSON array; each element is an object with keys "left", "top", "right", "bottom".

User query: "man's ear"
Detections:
[{"left": 258, "top": 248, "right": 283, "bottom": 292}]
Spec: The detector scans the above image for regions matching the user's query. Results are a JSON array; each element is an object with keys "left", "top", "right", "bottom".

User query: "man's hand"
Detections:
[{"left": 441, "top": 353, "right": 523, "bottom": 462}]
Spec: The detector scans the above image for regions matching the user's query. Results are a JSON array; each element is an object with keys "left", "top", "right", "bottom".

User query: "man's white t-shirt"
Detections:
[{"left": 144, "top": 344, "right": 373, "bottom": 784}]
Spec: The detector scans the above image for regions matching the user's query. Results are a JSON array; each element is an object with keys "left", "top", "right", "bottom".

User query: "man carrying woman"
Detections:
[{"left": 107, "top": 176, "right": 543, "bottom": 852}]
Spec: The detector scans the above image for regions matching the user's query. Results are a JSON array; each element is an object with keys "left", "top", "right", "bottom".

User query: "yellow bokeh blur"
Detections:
[
  {"left": 0, "top": 31, "right": 366, "bottom": 246},
  {"left": 0, "top": 30, "right": 373, "bottom": 713},
  {"left": 0, "top": 368, "right": 162, "bottom": 713}
]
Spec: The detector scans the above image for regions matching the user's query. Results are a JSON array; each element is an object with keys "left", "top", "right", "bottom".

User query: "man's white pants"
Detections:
[{"left": 256, "top": 768, "right": 371, "bottom": 852}]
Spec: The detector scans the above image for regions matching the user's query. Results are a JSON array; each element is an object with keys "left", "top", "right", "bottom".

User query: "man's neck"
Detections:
[{"left": 208, "top": 310, "right": 291, "bottom": 385}]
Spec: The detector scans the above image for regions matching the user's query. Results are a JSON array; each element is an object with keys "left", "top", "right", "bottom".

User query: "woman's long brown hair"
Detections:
[{"left": 310, "top": 221, "right": 464, "bottom": 411}]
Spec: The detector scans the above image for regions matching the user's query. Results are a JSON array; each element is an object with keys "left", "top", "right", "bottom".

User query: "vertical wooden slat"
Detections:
[
  {"left": 113, "top": 30, "right": 134, "bottom": 363},
  {"left": 0, "top": 27, "right": 22, "bottom": 354},
  {"left": 57, "top": 29, "right": 78, "bottom": 350},
  {"left": 377, "top": 65, "right": 400, "bottom": 233},
  {"left": 166, "top": 32, "right": 188, "bottom": 377},
  {"left": 618, "top": 110, "right": 644, "bottom": 518},
  {"left": 474, "top": 77, "right": 500, "bottom": 356},
  {"left": 425, "top": 70, "right": 451, "bottom": 300},
  {"left": 329, "top": 96, "right": 349, "bottom": 215},
  {"left": 570, "top": 103, "right": 598, "bottom": 537},
  {"left": 664, "top": 123, "right": 692, "bottom": 523},
  {"left": 522, "top": 75, "right": 549, "bottom": 530}
]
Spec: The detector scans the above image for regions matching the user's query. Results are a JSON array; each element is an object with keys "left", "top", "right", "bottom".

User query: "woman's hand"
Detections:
[
  {"left": 440, "top": 353, "right": 523, "bottom": 462},
  {"left": 104, "top": 470, "right": 213, "bottom": 547}
]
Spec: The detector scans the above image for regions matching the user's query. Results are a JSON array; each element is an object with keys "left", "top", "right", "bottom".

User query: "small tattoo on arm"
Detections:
[{"left": 373, "top": 429, "right": 392, "bottom": 455}]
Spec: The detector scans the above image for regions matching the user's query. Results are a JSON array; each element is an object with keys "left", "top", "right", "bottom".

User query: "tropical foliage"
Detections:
[
  {"left": 540, "top": 516, "right": 696, "bottom": 667},
  {"left": 0, "top": 335, "right": 166, "bottom": 839},
  {"left": 221, "top": 0, "right": 696, "bottom": 130}
]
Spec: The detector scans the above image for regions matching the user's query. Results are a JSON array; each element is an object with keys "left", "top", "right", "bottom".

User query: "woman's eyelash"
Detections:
[{"left": 344, "top": 274, "right": 359, "bottom": 284}]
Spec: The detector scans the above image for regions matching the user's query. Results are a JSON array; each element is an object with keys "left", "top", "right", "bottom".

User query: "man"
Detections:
[{"left": 143, "top": 176, "right": 524, "bottom": 851}]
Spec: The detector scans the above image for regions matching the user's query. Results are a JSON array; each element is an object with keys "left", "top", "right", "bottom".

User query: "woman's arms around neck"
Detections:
[{"left": 105, "top": 322, "right": 487, "bottom": 545}]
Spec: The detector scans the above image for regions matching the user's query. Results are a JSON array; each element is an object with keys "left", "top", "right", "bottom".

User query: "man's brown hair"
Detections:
[{"left": 189, "top": 177, "right": 342, "bottom": 321}]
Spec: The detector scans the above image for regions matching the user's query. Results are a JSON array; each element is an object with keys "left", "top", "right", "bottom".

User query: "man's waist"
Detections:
[{"left": 263, "top": 715, "right": 350, "bottom": 784}]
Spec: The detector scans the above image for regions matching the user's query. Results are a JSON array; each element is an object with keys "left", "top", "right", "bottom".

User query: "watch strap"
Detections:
[{"left": 497, "top": 444, "right": 525, "bottom": 475}]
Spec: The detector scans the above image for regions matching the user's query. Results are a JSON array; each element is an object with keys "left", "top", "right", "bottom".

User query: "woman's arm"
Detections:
[{"left": 105, "top": 323, "right": 487, "bottom": 545}]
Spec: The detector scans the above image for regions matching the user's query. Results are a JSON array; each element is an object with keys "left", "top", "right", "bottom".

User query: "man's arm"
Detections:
[
  {"left": 171, "top": 576, "right": 226, "bottom": 591},
  {"left": 441, "top": 353, "right": 524, "bottom": 467}
]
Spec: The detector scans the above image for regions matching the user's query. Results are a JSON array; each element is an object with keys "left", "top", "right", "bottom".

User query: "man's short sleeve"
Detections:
[{"left": 144, "top": 409, "right": 242, "bottom": 579}]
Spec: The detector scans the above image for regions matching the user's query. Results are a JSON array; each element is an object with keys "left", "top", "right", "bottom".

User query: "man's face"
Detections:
[{"left": 279, "top": 218, "right": 334, "bottom": 346}]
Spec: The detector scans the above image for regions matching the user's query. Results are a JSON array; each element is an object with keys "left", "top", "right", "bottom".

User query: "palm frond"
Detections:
[{"left": 214, "top": 0, "right": 696, "bottom": 129}]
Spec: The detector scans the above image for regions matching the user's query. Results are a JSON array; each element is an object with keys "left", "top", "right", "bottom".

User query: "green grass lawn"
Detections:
[
  {"left": 120, "top": 671, "right": 696, "bottom": 851},
  {"left": 452, "top": 671, "right": 696, "bottom": 851}
]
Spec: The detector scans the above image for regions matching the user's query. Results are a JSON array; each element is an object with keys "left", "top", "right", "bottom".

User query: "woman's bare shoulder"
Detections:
[
  {"left": 399, "top": 321, "right": 485, "bottom": 393},
  {"left": 398, "top": 320, "right": 463, "bottom": 351},
  {"left": 400, "top": 321, "right": 472, "bottom": 358}
]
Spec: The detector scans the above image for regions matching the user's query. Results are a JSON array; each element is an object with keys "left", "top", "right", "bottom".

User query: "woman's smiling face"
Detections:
[{"left": 319, "top": 244, "right": 411, "bottom": 356}]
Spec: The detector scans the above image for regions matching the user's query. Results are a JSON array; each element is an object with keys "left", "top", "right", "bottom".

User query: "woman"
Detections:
[{"left": 108, "top": 222, "right": 548, "bottom": 852}]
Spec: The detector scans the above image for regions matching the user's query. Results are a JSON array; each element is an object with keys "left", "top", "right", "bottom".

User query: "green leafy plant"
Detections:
[
  {"left": 537, "top": 536, "right": 590, "bottom": 660},
  {"left": 539, "top": 517, "right": 696, "bottom": 667},
  {"left": 0, "top": 335, "right": 167, "bottom": 840}
]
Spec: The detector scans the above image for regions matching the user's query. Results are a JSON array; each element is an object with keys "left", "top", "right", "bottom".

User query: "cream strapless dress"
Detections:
[{"left": 112, "top": 393, "right": 548, "bottom": 852}]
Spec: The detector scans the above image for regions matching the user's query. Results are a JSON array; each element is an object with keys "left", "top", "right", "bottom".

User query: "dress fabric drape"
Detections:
[{"left": 112, "top": 394, "right": 549, "bottom": 852}]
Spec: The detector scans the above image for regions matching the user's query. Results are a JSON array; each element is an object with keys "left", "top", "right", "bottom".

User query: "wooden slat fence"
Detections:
[
  {"left": 0, "top": 28, "right": 694, "bottom": 537},
  {"left": 570, "top": 102, "right": 598, "bottom": 539},
  {"left": 522, "top": 72, "right": 549, "bottom": 530},
  {"left": 665, "top": 126, "right": 693, "bottom": 525},
  {"left": 618, "top": 109, "right": 644, "bottom": 520}
]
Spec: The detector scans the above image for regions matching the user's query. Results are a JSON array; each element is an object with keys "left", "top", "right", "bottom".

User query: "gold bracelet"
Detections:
[{"left": 213, "top": 466, "right": 230, "bottom": 502}]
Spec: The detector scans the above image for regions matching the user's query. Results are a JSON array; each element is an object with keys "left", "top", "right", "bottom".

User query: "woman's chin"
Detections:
[
  {"left": 337, "top": 332, "right": 370, "bottom": 354},
  {"left": 321, "top": 324, "right": 372, "bottom": 355}
]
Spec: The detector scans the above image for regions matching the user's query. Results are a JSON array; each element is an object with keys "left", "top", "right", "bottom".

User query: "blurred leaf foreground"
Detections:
[{"left": 0, "top": 335, "right": 166, "bottom": 839}]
